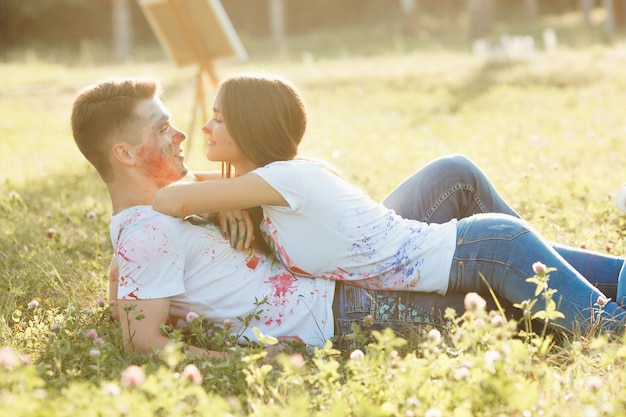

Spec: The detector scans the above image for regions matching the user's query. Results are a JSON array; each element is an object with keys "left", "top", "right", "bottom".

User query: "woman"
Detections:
[{"left": 153, "top": 73, "right": 626, "bottom": 335}]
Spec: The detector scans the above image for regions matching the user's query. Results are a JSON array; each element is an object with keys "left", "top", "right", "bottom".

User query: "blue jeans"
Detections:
[
  {"left": 450, "top": 213, "right": 626, "bottom": 333},
  {"left": 334, "top": 155, "right": 626, "bottom": 337}
]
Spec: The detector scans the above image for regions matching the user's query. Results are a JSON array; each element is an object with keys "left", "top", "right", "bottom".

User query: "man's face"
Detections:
[{"left": 133, "top": 97, "right": 188, "bottom": 187}]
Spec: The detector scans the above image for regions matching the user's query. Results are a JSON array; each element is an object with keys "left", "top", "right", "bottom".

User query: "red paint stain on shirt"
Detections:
[
  {"left": 267, "top": 272, "right": 296, "bottom": 298},
  {"left": 125, "top": 290, "right": 140, "bottom": 300},
  {"left": 246, "top": 256, "right": 260, "bottom": 270}
]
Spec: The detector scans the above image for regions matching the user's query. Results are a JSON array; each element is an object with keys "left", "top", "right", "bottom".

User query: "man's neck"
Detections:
[{"left": 108, "top": 180, "right": 159, "bottom": 215}]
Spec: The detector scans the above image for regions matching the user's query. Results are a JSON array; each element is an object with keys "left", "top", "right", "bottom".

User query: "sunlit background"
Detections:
[{"left": 1, "top": 1, "right": 624, "bottom": 63}]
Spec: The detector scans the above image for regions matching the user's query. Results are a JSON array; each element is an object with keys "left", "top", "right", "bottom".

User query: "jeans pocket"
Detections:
[
  {"left": 334, "top": 284, "right": 449, "bottom": 349},
  {"left": 333, "top": 284, "right": 372, "bottom": 337}
]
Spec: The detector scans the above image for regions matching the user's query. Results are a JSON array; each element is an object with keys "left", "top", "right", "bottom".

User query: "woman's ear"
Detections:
[{"left": 111, "top": 143, "right": 135, "bottom": 166}]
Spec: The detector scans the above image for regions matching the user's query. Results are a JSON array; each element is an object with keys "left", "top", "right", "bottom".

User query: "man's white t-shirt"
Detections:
[
  {"left": 110, "top": 206, "right": 335, "bottom": 347},
  {"left": 251, "top": 160, "right": 457, "bottom": 294}
]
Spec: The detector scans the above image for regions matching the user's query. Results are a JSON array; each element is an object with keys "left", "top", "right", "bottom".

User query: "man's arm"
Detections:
[
  {"left": 117, "top": 297, "right": 223, "bottom": 357},
  {"left": 108, "top": 257, "right": 119, "bottom": 321},
  {"left": 117, "top": 297, "right": 174, "bottom": 354}
]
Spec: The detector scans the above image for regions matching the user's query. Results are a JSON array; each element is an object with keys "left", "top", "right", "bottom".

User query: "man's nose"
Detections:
[{"left": 172, "top": 129, "right": 186, "bottom": 144}]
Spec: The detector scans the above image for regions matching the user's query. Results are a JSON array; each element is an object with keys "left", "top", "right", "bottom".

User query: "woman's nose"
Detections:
[{"left": 202, "top": 120, "right": 213, "bottom": 134}]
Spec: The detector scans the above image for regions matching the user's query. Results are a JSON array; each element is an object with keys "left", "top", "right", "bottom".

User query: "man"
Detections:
[
  {"left": 71, "top": 78, "right": 340, "bottom": 355},
  {"left": 71, "top": 77, "right": 493, "bottom": 356}
]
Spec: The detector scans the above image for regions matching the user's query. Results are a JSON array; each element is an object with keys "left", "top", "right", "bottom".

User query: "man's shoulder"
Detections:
[
  {"left": 111, "top": 206, "right": 182, "bottom": 241},
  {"left": 112, "top": 205, "right": 173, "bottom": 226}
]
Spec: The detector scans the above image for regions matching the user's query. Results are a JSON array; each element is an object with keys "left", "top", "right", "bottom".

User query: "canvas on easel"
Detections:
[{"left": 138, "top": 0, "right": 247, "bottom": 157}]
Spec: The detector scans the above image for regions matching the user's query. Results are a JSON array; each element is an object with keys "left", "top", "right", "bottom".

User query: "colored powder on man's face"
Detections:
[{"left": 137, "top": 143, "right": 176, "bottom": 180}]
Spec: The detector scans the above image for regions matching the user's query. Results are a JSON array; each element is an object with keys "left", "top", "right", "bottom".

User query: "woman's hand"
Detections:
[{"left": 216, "top": 209, "right": 254, "bottom": 250}]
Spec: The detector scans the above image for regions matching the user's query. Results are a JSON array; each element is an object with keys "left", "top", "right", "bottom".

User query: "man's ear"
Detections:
[{"left": 111, "top": 143, "right": 135, "bottom": 166}]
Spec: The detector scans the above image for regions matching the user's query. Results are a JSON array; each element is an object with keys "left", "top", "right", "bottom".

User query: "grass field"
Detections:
[{"left": 2, "top": 15, "right": 626, "bottom": 416}]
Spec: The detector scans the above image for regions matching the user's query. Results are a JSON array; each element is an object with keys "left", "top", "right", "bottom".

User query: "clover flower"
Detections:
[
  {"left": 0, "top": 346, "right": 19, "bottom": 370},
  {"left": 85, "top": 329, "right": 98, "bottom": 340},
  {"left": 120, "top": 365, "right": 146, "bottom": 388},
  {"left": 425, "top": 408, "right": 442, "bottom": 417},
  {"left": 454, "top": 366, "right": 471, "bottom": 380},
  {"left": 428, "top": 328, "right": 442, "bottom": 344},
  {"left": 349, "top": 349, "right": 365, "bottom": 360},
  {"left": 464, "top": 292, "right": 486, "bottom": 311},
  {"left": 586, "top": 376, "right": 603, "bottom": 390},
  {"left": 186, "top": 311, "right": 200, "bottom": 323},
  {"left": 597, "top": 296, "right": 610, "bottom": 308},
  {"left": 290, "top": 353, "right": 305, "bottom": 369},
  {"left": 532, "top": 261, "right": 547, "bottom": 277},
  {"left": 182, "top": 364, "right": 203, "bottom": 385},
  {"left": 103, "top": 383, "right": 121, "bottom": 396}
]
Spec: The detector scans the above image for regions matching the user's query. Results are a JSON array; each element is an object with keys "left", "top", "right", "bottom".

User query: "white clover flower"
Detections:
[
  {"left": 103, "top": 383, "right": 121, "bottom": 396},
  {"left": 454, "top": 366, "right": 471, "bottom": 380},
  {"left": 349, "top": 349, "right": 365, "bottom": 360},
  {"left": 425, "top": 408, "right": 442, "bottom": 417},
  {"left": 464, "top": 292, "right": 486, "bottom": 311},
  {"left": 586, "top": 376, "right": 603, "bottom": 390},
  {"left": 484, "top": 350, "right": 501, "bottom": 373},
  {"left": 428, "top": 328, "right": 442, "bottom": 344}
]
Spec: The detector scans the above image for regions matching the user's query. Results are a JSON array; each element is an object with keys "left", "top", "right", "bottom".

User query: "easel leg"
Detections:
[{"left": 186, "top": 66, "right": 216, "bottom": 156}]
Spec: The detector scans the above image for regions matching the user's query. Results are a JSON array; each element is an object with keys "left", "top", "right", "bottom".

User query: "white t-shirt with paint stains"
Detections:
[
  {"left": 251, "top": 159, "right": 457, "bottom": 294},
  {"left": 110, "top": 206, "right": 335, "bottom": 346}
]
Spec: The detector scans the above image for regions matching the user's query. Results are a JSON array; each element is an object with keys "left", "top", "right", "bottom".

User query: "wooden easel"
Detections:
[
  {"left": 167, "top": 0, "right": 219, "bottom": 157},
  {"left": 187, "top": 63, "right": 234, "bottom": 178},
  {"left": 140, "top": 0, "right": 247, "bottom": 175},
  {"left": 190, "top": 64, "right": 233, "bottom": 177},
  {"left": 186, "top": 63, "right": 218, "bottom": 156}
]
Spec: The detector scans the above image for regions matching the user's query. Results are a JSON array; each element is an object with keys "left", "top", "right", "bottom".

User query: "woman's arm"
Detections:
[
  {"left": 191, "top": 171, "right": 223, "bottom": 181},
  {"left": 153, "top": 173, "right": 288, "bottom": 218}
]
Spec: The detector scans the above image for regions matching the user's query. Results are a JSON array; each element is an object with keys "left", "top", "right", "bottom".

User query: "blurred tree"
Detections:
[
  {"left": 112, "top": 0, "right": 133, "bottom": 60},
  {"left": 525, "top": 0, "right": 538, "bottom": 21},
  {"left": 399, "top": 0, "right": 418, "bottom": 35},
  {"left": 604, "top": 0, "right": 626, "bottom": 31},
  {"left": 579, "top": 0, "right": 593, "bottom": 26},
  {"left": 467, "top": 0, "right": 494, "bottom": 40},
  {"left": 0, "top": 0, "right": 612, "bottom": 54},
  {"left": 269, "top": 0, "right": 287, "bottom": 56}
]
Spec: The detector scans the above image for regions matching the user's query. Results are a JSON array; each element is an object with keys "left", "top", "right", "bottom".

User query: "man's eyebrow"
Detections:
[
  {"left": 212, "top": 108, "right": 221, "bottom": 114},
  {"left": 156, "top": 112, "right": 170, "bottom": 122},
  {"left": 149, "top": 114, "right": 170, "bottom": 129},
  {"left": 148, "top": 110, "right": 168, "bottom": 120}
]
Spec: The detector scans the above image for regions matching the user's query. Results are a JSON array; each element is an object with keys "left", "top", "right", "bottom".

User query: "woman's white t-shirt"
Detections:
[
  {"left": 251, "top": 160, "right": 457, "bottom": 294},
  {"left": 110, "top": 206, "right": 335, "bottom": 346}
]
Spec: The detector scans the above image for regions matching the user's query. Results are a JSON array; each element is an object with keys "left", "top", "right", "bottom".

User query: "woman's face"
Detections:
[{"left": 202, "top": 95, "right": 243, "bottom": 165}]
